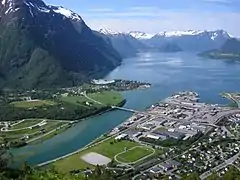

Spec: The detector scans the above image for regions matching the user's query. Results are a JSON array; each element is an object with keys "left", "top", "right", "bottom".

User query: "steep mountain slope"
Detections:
[
  {"left": 0, "top": 0, "right": 121, "bottom": 89},
  {"left": 143, "top": 30, "right": 231, "bottom": 52},
  {"left": 200, "top": 38, "right": 240, "bottom": 59},
  {"left": 99, "top": 29, "right": 147, "bottom": 58},
  {"left": 158, "top": 43, "right": 182, "bottom": 53}
]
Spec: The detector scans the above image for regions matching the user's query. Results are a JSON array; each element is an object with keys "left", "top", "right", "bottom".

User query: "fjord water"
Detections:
[{"left": 12, "top": 52, "right": 240, "bottom": 165}]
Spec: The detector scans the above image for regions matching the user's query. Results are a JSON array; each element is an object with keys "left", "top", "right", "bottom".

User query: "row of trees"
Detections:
[{"left": 0, "top": 101, "right": 110, "bottom": 121}]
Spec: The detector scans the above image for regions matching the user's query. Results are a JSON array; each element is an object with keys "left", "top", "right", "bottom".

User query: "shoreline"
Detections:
[
  {"left": 9, "top": 99, "right": 126, "bottom": 150},
  {"left": 13, "top": 99, "right": 127, "bottom": 166},
  {"left": 221, "top": 92, "right": 240, "bottom": 108}
]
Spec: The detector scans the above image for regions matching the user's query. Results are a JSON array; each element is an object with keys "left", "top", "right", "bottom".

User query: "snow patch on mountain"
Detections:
[
  {"left": 50, "top": 6, "right": 82, "bottom": 21},
  {"left": 129, "top": 31, "right": 155, "bottom": 39},
  {"left": 5, "top": 0, "right": 14, "bottom": 14},
  {"left": 99, "top": 28, "right": 122, "bottom": 35},
  {"left": 155, "top": 30, "right": 231, "bottom": 40},
  {"left": 156, "top": 30, "right": 205, "bottom": 37},
  {"left": 211, "top": 32, "right": 218, "bottom": 40},
  {"left": 24, "top": 1, "right": 50, "bottom": 14},
  {"left": 2, "top": 0, "right": 6, "bottom": 6}
]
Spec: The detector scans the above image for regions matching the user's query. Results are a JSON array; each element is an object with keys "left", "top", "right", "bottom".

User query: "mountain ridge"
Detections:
[
  {"left": 0, "top": 0, "right": 122, "bottom": 89},
  {"left": 98, "top": 28, "right": 232, "bottom": 55}
]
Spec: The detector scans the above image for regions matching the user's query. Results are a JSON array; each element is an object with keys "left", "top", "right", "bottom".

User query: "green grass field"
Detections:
[
  {"left": 61, "top": 91, "right": 123, "bottom": 107},
  {"left": 11, "top": 100, "right": 56, "bottom": 108},
  {"left": 115, "top": 146, "right": 154, "bottom": 163},
  {"left": 53, "top": 139, "right": 139, "bottom": 172},
  {"left": 88, "top": 91, "right": 123, "bottom": 105},
  {"left": 60, "top": 96, "right": 93, "bottom": 107}
]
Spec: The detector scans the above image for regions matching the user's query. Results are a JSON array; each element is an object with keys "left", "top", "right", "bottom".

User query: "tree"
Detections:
[
  {"left": 0, "top": 144, "right": 9, "bottom": 173},
  {"left": 182, "top": 173, "right": 200, "bottom": 180},
  {"left": 207, "top": 171, "right": 219, "bottom": 180}
]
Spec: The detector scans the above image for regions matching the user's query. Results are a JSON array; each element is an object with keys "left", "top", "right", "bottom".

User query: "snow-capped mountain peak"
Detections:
[
  {"left": 155, "top": 30, "right": 231, "bottom": 40},
  {"left": 128, "top": 31, "right": 155, "bottom": 40},
  {"left": 50, "top": 5, "right": 82, "bottom": 21},
  {"left": 0, "top": 0, "right": 83, "bottom": 21},
  {"left": 99, "top": 28, "right": 122, "bottom": 35},
  {"left": 156, "top": 30, "right": 205, "bottom": 37}
]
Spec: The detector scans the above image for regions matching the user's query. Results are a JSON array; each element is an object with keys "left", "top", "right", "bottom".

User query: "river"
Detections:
[{"left": 12, "top": 52, "right": 240, "bottom": 165}]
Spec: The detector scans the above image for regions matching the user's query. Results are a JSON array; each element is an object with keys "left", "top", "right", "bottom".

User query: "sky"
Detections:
[{"left": 45, "top": 0, "right": 240, "bottom": 37}]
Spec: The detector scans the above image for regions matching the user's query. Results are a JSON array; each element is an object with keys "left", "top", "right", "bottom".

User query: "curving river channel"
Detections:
[{"left": 12, "top": 52, "right": 240, "bottom": 166}]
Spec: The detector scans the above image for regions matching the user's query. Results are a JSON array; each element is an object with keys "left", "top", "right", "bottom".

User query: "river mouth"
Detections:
[{"left": 12, "top": 51, "right": 240, "bottom": 166}]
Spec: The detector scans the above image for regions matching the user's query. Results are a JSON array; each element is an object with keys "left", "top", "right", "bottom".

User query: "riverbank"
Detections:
[
  {"left": 35, "top": 99, "right": 127, "bottom": 167},
  {"left": 221, "top": 93, "right": 240, "bottom": 108}
]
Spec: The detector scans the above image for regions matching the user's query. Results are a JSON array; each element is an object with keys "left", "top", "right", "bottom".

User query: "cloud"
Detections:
[
  {"left": 203, "top": 0, "right": 233, "bottom": 4},
  {"left": 82, "top": 6, "right": 240, "bottom": 37}
]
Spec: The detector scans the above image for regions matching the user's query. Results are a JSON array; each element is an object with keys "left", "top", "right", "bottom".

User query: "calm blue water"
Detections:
[{"left": 12, "top": 52, "right": 240, "bottom": 165}]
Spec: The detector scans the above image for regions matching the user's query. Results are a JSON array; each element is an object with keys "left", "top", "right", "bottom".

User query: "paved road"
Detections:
[
  {"left": 1, "top": 120, "right": 46, "bottom": 132},
  {"left": 200, "top": 152, "right": 240, "bottom": 180},
  {"left": 82, "top": 92, "right": 103, "bottom": 105}
]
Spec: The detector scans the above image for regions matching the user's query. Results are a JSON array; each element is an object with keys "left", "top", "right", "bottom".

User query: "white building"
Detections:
[
  {"left": 115, "top": 134, "right": 128, "bottom": 140},
  {"left": 146, "top": 134, "right": 160, "bottom": 140}
]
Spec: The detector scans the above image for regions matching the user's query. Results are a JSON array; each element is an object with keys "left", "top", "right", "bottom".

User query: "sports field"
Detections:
[
  {"left": 53, "top": 139, "right": 139, "bottom": 172},
  {"left": 11, "top": 100, "right": 56, "bottom": 108},
  {"left": 115, "top": 146, "right": 155, "bottom": 164}
]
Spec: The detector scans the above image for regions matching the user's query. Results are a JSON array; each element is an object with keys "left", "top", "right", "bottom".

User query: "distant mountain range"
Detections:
[
  {"left": 200, "top": 38, "right": 240, "bottom": 60},
  {"left": 99, "top": 29, "right": 232, "bottom": 57},
  {"left": 0, "top": 0, "right": 236, "bottom": 89},
  {"left": 98, "top": 28, "right": 147, "bottom": 58},
  {"left": 0, "top": 0, "right": 121, "bottom": 89}
]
